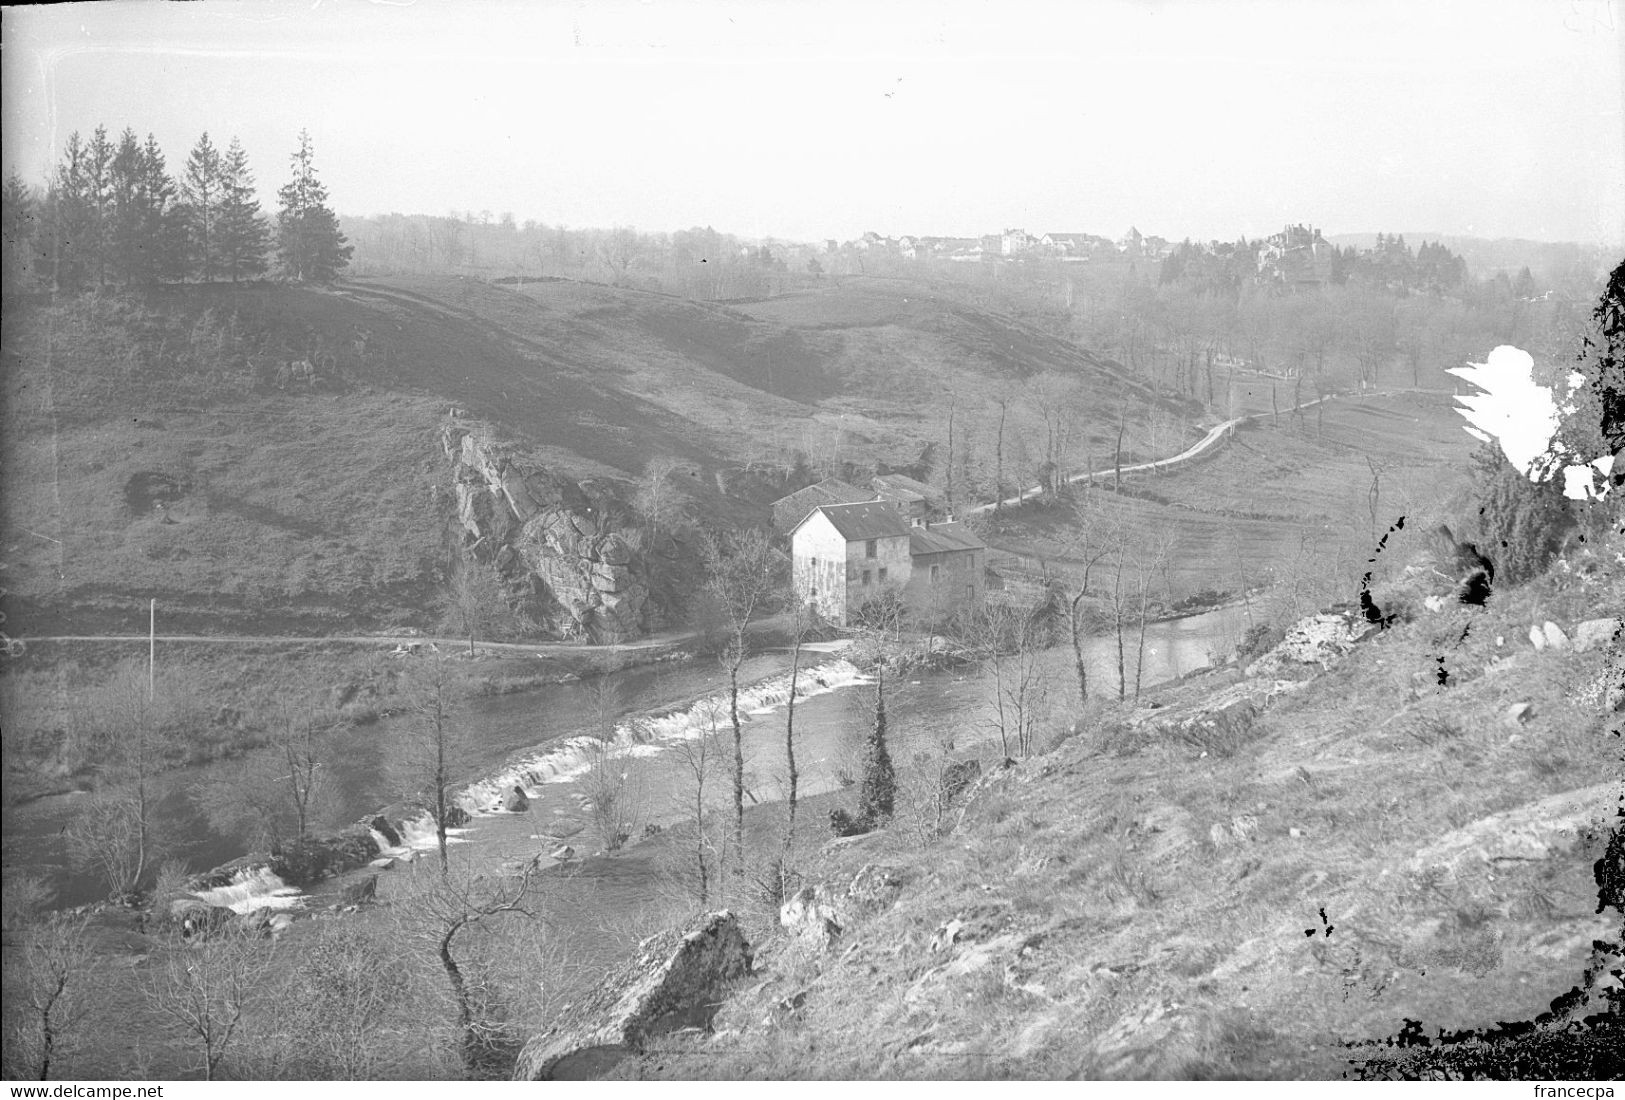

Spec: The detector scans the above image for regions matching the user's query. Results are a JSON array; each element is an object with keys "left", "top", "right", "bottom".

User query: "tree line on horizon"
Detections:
[{"left": 1, "top": 127, "right": 352, "bottom": 295}]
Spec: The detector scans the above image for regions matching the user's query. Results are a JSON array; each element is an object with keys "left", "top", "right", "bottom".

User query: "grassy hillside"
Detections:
[
  {"left": 1, "top": 274, "right": 1187, "bottom": 640},
  {"left": 616, "top": 535, "right": 1625, "bottom": 1080},
  {"left": 983, "top": 390, "right": 1477, "bottom": 604}
]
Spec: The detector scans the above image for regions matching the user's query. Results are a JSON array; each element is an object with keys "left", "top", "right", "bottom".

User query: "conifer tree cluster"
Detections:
[{"left": 2, "top": 128, "right": 348, "bottom": 294}]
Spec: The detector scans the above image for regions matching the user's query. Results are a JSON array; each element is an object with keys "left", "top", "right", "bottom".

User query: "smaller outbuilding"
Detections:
[{"left": 870, "top": 473, "right": 941, "bottom": 519}]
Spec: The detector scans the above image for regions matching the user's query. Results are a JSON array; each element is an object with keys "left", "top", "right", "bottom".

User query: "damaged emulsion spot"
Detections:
[{"left": 1358, "top": 515, "right": 1405, "bottom": 627}]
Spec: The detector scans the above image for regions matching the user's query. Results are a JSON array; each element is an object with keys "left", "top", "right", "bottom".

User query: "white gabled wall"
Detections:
[{"left": 791, "top": 511, "right": 851, "bottom": 623}]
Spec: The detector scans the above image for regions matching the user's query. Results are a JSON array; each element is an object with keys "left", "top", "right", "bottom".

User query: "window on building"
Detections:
[
  {"left": 878, "top": 567, "right": 888, "bottom": 583},
  {"left": 861, "top": 570, "right": 871, "bottom": 586},
  {"left": 967, "top": 584, "right": 975, "bottom": 600},
  {"left": 930, "top": 564, "right": 941, "bottom": 583},
  {"left": 865, "top": 539, "right": 877, "bottom": 558}
]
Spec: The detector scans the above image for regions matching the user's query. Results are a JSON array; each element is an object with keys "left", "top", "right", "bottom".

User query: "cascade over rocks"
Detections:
[
  {"left": 514, "top": 910, "right": 753, "bottom": 1080},
  {"left": 442, "top": 414, "right": 653, "bottom": 644}
]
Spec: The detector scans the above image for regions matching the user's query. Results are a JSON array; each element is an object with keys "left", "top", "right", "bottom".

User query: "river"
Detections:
[{"left": 1, "top": 604, "right": 1252, "bottom": 910}]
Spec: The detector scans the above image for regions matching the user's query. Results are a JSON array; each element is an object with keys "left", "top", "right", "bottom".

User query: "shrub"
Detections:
[
  {"left": 1236, "top": 622, "right": 1284, "bottom": 664},
  {"left": 1466, "top": 442, "right": 1575, "bottom": 587}
]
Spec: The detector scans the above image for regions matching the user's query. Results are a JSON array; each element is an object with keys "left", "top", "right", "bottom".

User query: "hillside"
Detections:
[
  {"left": 983, "top": 389, "right": 1477, "bottom": 604},
  {"left": 0, "top": 275, "right": 1182, "bottom": 640},
  {"left": 603, "top": 538, "right": 1625, "bottom": 1080}
]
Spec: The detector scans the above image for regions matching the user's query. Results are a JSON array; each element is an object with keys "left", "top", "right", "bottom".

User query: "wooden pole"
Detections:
[{"left": 148, "top": 598, "right": 156, "bottom": 701}]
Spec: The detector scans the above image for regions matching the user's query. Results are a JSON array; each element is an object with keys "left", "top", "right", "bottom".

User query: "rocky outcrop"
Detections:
[
  {"left": 780, "top": 886, "right": 845, "bottom": 950},
  {"left": 442, "top": 415, "right": 653, "bottom": 644},
  {"left": 1574, "top": 617, "right": 1624, "bottom": 653},
  {"left": 515, "top": 910, "right": 753, "bottom": 1080},
  {"left": 1408, "top": 782, "right": 1617, "bottom": 877},
  {"left": 1244, "top": 610, "right": 1374, "bottom": 679},
  {"left": 270, "top": 827, "right": 382, "bottom": 887}
]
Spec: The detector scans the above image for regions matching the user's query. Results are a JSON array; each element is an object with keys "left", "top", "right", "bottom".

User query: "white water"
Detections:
[
  {"left": 191, "top": 866, "right": 305, "bottom": 914},
  {"left": 174, "top": 656, "right": 874, "bottom": 910},
  {"left": 458, "top": 657, "right": 871, "bottom": 812}
]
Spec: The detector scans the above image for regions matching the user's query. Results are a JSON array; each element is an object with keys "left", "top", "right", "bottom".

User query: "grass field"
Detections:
[{"left": 980, "top": 389, "right": 1478, "bottom": 608}]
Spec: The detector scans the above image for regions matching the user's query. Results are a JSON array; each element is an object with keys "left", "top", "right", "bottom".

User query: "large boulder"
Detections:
[
  {"left": 514, "top": 910, "right": 753, "bottom": 1080},
  {"left": 780, "top": 885, "right": 845, "bottom": 950},
  {"left": 171, "top": 900, "right": 238, "bottom": 940},
  {"left": 367, "top": 815, "right": 402, "bottom": 847},
  {"left": 1574, "top": 618, "right": 1624, "bottom": 653},
  {"left": 846, "top": 863, "right": 907, "bottom": 914},
  {"left": 501, "top": 786, "right": 530, "bottom": 813},
  {"left": 1245, "top": 611, "right": 1374, "bottom": 679},
  {"left": 341, "top": 874, "right": 379, "bottom": 907},
  {"left": 270, "top": 828, "right": 382, "bottom": 887}
]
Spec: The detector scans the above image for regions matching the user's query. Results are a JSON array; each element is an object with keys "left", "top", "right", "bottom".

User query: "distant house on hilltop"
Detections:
[
  {"left": 770, "top": 478, "right": 873, "bottom": 533},
  {"left": 790, "top": 501, "right": 986, "bottom": 625},
  {"left": 1257, "top": 223, "right": 1336, "bottom": 288}
]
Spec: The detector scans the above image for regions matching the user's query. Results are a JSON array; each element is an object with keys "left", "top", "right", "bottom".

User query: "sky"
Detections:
[{"left": 3, "top": 0, "right": 1623, "bottom": 247}]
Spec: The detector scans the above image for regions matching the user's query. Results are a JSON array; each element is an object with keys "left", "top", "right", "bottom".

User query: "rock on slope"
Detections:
[
  {"left": 443, "top": 414, "right": 653, "bottom": 643},
  {"left": 514, "top": 910, "right": 753, "bottom": 1080}
]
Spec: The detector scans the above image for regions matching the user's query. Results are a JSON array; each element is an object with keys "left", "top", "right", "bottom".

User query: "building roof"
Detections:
[
  {"left": 909, "top": 521, "right": 986, "bottom": 556},
  {"left": 871, "top": 473, "right": 939, "bottom": 502},
  {"left": 771, "top": 478, "right": 871, "bottom": 530},
  {"left": 795, "top": 500, "right": 912, "bottom": 542},
  {"left": 772, "top": 478, "right": 866, "bottom": 510}
]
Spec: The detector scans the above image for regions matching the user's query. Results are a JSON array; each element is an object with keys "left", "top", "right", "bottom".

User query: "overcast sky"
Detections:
[{"left": 4, "top": 0, "right": 1622, "bottom": 246}]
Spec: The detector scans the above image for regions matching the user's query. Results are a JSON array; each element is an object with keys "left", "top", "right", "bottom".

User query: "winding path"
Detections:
[{"left": 966, "top": 389, "right": 1360, "bottom": 516}]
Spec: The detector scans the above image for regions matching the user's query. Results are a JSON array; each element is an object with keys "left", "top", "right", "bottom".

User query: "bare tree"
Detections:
[
  {"left": 699, "top": 528, "right": 779, "bottom": 875},
  {"left": 669, "top": 700, "right": 725, "bottom": 905},
  {"left": 65, "top": 660, "right": 169, "bottom": 898},
  {"left": 1053, "top": 488, "right": 1119, "bottom": 706},
  {"left": 148, "top": 928, "right": 265, "bottom": 1081},
  {"left": 1132, "top": 530, "right": 1175, "bottom": 699},
  {"left": 274, "top": 922, "right": 407, "bottom": 1080},
  {"left": 970, "top": 601, "right": 1047, "bottom": 759},
  {"left": 200, "top": 703, "right": 330, "bottom": 854},
  {"left": 781, "top": 595, "right": 811, "bottom": 857},
  {"left": 403, "top": 856, "right": 540, "bottom": 1078},
  {"left": 580, "top": 671, "right": 646, "bottom": 854},
  {"left": 1, "top": 906, "right": 92, "bottom": 1081},
  {"left": 447, "top": 558, "right": 512, "bottom": 656},
  {"left": 633, "top": 455, "right": 688, "bottom": 535},
  {"left": 400, "top": 651, "right": 464, "bottom": 877}
]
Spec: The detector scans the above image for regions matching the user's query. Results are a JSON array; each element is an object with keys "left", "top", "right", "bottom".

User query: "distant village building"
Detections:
[
  {"left": 770, "top": 478, "right": 873, "bottom": 533},
  {"left": 790, "top": 501, "right": 986, "bottom": 626},
  {"left": 1001, "top": 228, "right": 1036, "bottom": 256},
  {"left": 1257, "top": 223, "right": 1336, "bottom": 287}
]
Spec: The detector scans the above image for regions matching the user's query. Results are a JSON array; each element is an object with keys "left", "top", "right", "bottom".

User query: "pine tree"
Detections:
[
  {"left": 180, "top": 132, "right": 223, "bottom": 281},
  {"left": 216, "top": 137, "right": 270, "bottom": 282},
  {"left": 275, "top": 130, "right": 351, "bottom": 283},
  {"left": 84, "top": 126, "right": 116, "bottom": 289},
  {"left": 855, "top": 663, "right": 896, "bottom": 824},
  {"left": 138, "top": 133, "right": 185, "bottom": 284},
  {"left": 46, "top": 131, "right": 97, "bottom": 292},
  {"left": 2, "top": 171, "right": 38, "bottom": 293}
]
